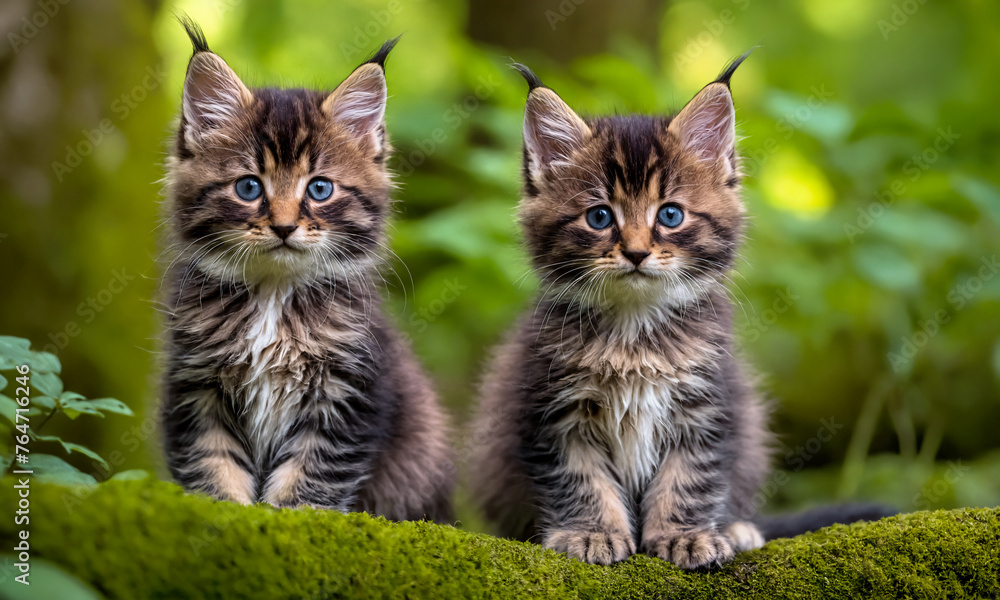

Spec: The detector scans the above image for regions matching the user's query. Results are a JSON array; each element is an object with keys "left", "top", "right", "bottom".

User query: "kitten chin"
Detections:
[{"left": 158, "top": 19, "right": 453, "bottom": 522}]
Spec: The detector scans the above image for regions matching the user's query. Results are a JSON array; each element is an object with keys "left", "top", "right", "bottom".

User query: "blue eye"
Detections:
[
  {"left": 307, "top": 178, "right": 335, "bottom": 201},
  {"left": 234, "top": 176, "right": 262, "bottom": 201},
  {"left": 657, "top": 203, "right": 684, "bottom": 228},
  {"left": 586, "top": 206, "right": 614, "bottom": 230}
]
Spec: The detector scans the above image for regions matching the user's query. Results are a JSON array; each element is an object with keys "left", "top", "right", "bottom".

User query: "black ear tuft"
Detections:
[
  {"left": 714, "top": 47, "right": 756, "bottom": 88},
  {"left": 366, "top": 35, "right": 402, "bottom": 70},
  {"left": 510, "top": 63, "right": 545, "bottom": 94},
  {"left": 177, "top": 14, "right": 210, "bottom": 55}
]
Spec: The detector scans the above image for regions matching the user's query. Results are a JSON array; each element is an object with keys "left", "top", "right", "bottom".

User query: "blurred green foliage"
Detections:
[{"left": 0, "top": 0, "right": 997, "bottom": 525}]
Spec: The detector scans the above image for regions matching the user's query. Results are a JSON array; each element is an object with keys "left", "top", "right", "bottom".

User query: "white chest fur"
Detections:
[
  {"left": 232, "top": 286, "right": 299, "bottom": 459},
  {"left": 219, "top": 286, "right": 357, "bottom": 462},
  {"left": 557, "top": 370, "right": 680, "bottom": 497}
]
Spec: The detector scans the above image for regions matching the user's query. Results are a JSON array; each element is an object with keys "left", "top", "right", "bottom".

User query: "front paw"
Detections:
[
  {"left": 545, "top": 527, "right": 636, "bottom": 565},
  {"left": 642, "top": 528, "right": 734, "bottom": 570}
]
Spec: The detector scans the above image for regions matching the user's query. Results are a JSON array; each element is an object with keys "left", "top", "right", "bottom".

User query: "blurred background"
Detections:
[{"left": 1, "top": 0, "right": 998, "bottom": 529}]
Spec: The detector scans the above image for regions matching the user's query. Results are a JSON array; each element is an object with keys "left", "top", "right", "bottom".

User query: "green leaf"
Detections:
[
  {"left": 26, "top": 350, "right": 62, "bottom": 374},
  {"left": 0, "top": 394, "right": 20, "bottom": 425},
  {"left": 61, "top": 395, "right": 133, "bottom": 419},
  {"left": 29, "top": 454, "right": 97, "bottom": 486},
  {"left": 953, "top": 174, "right": 1000, "bottom": 225},
  {"left": 84, "top": 397, "right": 133, "bottom": 416},
  {"left": 32, "top": 371, "right": 63, "bottom": 398},
  {"left": 0, "top": 453, "right": 11, "bottom": 475},
  {"left": 29, "top": 433, "right": 109, "bottom": 469},
  {"left": 33, "top": 395, "right": 56, "bottom": 411},
  {"left": 61, "top": 442, "right": 109, "bottom": 469},
  {"left": 0, "top": 336, "right": 32, "bottom": 370},
  {"left": 0, "top": 372, "right": 6, "bottom": 391},
  {"left": 852, "top": 243, "right": 920, "bottom": 291},
  {"left": 110, "top": 469, "right": 149, "bottom": 481},
  {"left": 0, "top": 557, "right": 105, "bottom": 600}
]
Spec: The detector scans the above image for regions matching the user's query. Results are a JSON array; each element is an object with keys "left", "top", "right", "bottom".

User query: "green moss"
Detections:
[{"left": 1, "top": 479, "right": 997, "bottom": 599}]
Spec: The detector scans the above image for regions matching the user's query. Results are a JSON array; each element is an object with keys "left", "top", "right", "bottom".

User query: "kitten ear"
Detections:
[
  {"left": 179, "top": 19, "right": 253, "bottom": 146},
  {"left": 515, "top": 64, "right": 591, "bottom": 181},
  {"left": 668, "top": 83, "right": 735, "bottom": 171},
  {"left": 322, "top": 37, "right": 399, "bottom": 156},
  {"left": 668, "top": 50, "right": 751, "bottom": 176}
]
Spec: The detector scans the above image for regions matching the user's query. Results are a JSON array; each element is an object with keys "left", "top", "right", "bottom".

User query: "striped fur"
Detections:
[
  {"left": 469, "top": 57, "right": 771, "bottom": 568},
  {"left": 159, "top": 22, "right": 452, "bottom": 522}
]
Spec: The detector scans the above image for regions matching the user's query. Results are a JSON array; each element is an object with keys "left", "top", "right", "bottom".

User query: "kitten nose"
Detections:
[
  {"left": 622, "top": 249, "right": 650, "bottom": 266},
  {"left": 270, "top": 225, "right": 297, "bottom": 240}
]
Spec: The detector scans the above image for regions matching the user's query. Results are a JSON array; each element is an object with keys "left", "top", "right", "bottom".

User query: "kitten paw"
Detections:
[
  {"left": 725, "top": 520, "right": 764, "bottom": 552},
  {"left": 642, "top": 529, "right": 734, "bottom": 570},
  {"left": 545, "top": 528, "right": 636, "bottom": 565}
]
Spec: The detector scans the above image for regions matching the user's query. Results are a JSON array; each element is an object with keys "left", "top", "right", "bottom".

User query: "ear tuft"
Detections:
[
  {"left": 365, "top": 35, "right": 401, "bottom": 69},
  {"left": 177, "top": 14, "right": 210, "bottom": 55},
  {"left": 713, "top": 47, "right": 754, "bottom": 88},
  {"left": 510, "top": 62, "right": 545, "bottom": 93},
  {"left": 523, "top": 87, "right": 590, "bottom": 180}
]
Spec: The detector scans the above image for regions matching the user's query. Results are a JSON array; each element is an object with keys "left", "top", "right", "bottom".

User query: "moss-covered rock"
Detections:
[{"left": 1, "top": 479, "right": 997, "bottom": 599}]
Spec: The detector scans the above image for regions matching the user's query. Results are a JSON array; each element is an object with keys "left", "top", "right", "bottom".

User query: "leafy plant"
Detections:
[{"left": 0, "top": 335, "right": 144, "bottom": 486}]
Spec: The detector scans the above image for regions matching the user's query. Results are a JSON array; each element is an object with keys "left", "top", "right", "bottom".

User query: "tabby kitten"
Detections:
[
  {"left": 159, "top": 21, "right": 453, "bottom": 522},
  {"left": 469, "top": 55, "right": 771, "bottom": 569}
]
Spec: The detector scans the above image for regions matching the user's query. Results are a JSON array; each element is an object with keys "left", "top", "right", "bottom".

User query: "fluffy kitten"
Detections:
[
  {"left": 159, "top": 21, "right": 453, "bottom": 522},
  {"left": 469, "top": 56, "right": 884, "bottom": 569}
]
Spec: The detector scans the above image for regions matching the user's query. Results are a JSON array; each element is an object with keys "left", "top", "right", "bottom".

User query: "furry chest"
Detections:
[
  {"left": 216, "top": 289, "right": 359, "bottom": 460},
  {"left": 559, "top": 371, "right": 681, "bottom": 496}
]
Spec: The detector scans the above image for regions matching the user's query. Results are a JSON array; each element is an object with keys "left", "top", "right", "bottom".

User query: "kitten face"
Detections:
[
  {"left": 517, "top": 68, "right": 745, "bottom": 310},
  {"left": 166, "top": 32, "right": 398, "bottom": 285}
]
